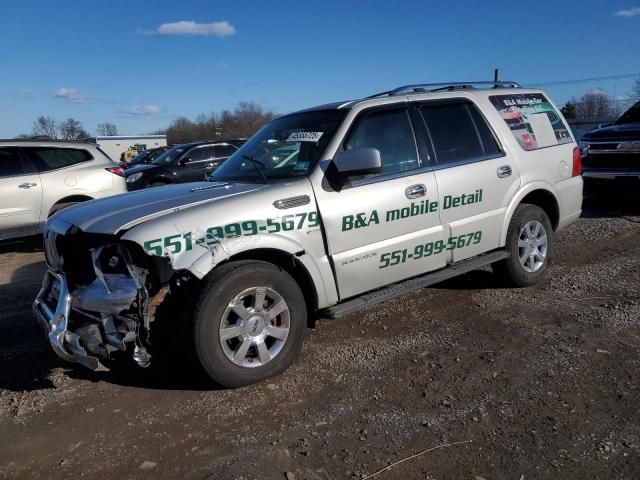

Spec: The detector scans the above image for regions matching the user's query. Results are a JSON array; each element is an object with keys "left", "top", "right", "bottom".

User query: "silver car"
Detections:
[
  {"left": 0, "top": 140, "right": 127, "bottom": 240},
  {"left": 34, "top": 82, "right": 583, "bottom": 387}
]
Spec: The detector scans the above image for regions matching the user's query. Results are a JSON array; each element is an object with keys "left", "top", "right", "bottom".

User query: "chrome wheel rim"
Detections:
[
  {"left": 219, "top": 287, "right": 290, "bottom": 368},
  {"left": 518, "top": 220, "right": 548, "bottom": 273}
]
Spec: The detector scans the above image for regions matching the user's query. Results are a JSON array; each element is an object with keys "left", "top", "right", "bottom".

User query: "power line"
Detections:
[{"left": 524, "top": 73, "right": 640, "bottom": 87}]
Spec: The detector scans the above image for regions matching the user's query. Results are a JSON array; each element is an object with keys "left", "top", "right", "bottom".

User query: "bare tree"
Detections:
[
  {"left": 575, "top": 90, "right": 614, "bottom": 119},
  {"left": 163, "top": 103, "right": 275, "bottom": 144},
  {"left": 96, "top": 122, "right": 118, "bottom": 136},
  {"left": 32, "top": 116, "right": 59, "bottom": 138},
  {"left": 59, "top": 118, "right": 89, "bottom": 140}
]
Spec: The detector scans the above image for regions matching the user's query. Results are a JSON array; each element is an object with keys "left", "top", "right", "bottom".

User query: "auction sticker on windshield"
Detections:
[{"left": 287, "top": 131, "right": 324, "bottom": 142}]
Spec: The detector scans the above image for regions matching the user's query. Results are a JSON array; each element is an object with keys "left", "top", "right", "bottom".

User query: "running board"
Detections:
[{"left": 322, "top": 250, "right": 509, "bottom": 319}]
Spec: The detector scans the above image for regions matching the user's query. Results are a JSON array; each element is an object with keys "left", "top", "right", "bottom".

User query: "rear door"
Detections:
[
  {"left": 178, "top": 146, "right": 216, "bottom": 182},
  {"left": 0, "top": 147, "right": 42, "bottom": 231},
  {"left": 314, "top": 105, "right": 445, "bottom": 299},
  {"left": 416, "top": 99, "right": 520, "bottom": 262}
]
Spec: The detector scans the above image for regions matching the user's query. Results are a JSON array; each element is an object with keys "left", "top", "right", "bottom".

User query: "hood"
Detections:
[
  {"left": 125, "top": 163, "right": 160, "bottom": 176},
  {"left": 582, "top": 122, "right": 640, "bottom": 142},
  {"left": 51, "top": 182, "right": 266, "bottom": 235}
]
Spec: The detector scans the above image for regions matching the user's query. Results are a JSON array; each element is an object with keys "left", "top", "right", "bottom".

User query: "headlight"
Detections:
[{"left": 126, "top": 172, "right": 143, "bottom": 183}]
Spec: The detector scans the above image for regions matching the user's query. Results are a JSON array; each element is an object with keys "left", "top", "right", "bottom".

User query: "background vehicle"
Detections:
[
  {"left": 125, "top": 140, "right": 244, "bottom": 190},
  {"left": 119, "top": 146, "right": 170, "bottom": 170},
  {"left": 0, "top": 140, "right": 126, "bottom": 240},
  {"left": 579, "top": 100, "right": 640, "bottom": 194},
  {"left": 35, "top": 82, "right": 582, "bottom": 387}
]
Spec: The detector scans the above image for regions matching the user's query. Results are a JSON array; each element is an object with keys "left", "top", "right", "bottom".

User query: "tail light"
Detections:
[
  {"left": 106, "top": 166, "right": 125, "bottom": 177},
  {"left": 572, "top": 146, "right": 581, "bottom": 177}
]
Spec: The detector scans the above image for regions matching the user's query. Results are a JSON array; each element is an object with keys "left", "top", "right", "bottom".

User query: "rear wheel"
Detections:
[
  {"left": 493, "top": 204, "right": 552, "bottom": 287},
  {"left": 192, "top": 260, "right": 306, "bottom": 388}
]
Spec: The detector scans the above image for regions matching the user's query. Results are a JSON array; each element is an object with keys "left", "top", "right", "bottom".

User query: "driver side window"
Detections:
[{"left": 344, "top": 108, "right": 419, "bottom": 176}]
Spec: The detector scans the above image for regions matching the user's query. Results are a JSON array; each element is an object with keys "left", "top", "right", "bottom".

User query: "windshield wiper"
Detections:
[{"left": 242, "top": 154, "right": 269, "bottom": 184}]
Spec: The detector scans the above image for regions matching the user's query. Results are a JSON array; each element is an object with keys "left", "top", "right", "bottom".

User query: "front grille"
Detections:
[{"left": 583, "top": 152, "right": 640, "bottom": 170}]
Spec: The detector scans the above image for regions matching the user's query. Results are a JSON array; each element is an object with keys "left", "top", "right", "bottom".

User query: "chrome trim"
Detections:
[
  {"left": 582, "top": 171, "right": 640, "bottom": 179},
  {"left": 405, "top": 184, "right": 426, "bottom": 199},
  {"left": 497, "top": 165, "right": 512, "bottom": 178},
  {"left": 273, "top": 195, "right": 311, "bottom": 209},
  {"left": 33, "top": 271, "right": 109, "bottom": 370},
  {"left": 33, "top": 271, "right": 76, "bottom": 362},
  {"left": 586, "top": 149, "right": 640, "bottom": 155}
]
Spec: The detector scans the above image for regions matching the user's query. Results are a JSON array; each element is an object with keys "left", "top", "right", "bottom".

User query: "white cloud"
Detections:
[
  {"left": 54, "top": 87, "right": 87, "bottom": 104},
  {"left": 615, "top": 6, "right": 640, "bottom": 17},
  {"left": 125, "top": 105, "right": 161, "bottom": 116},
  {"left": 153, "top": 20, "right": 236, "bottom": 37}
]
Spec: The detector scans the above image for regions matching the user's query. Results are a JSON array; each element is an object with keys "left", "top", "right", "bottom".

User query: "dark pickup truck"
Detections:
[{"left": 580, "top": 100, "right": 640, "bottom": 193}]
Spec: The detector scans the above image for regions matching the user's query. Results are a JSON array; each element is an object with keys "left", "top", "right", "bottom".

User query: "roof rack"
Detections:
[{"left": 365, "top": 81, "right": 521, "bottom": 99}]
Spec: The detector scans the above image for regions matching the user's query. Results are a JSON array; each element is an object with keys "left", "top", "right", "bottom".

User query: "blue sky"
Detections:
[{"left": 1, "top": 0, "right": 639, "bottom": 137}]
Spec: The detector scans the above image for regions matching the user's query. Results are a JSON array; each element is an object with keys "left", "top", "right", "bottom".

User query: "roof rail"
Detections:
[{"left": 365, "top": 81, "right": 521, "bottom": 99}]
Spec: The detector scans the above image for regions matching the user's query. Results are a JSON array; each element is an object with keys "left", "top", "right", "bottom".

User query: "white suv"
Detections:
[
  {"left": 35, "top": 82, "right": 583, "bottom": 387},
  {"left": 0, "top": 141, "right": 127, "bottom": 240}
]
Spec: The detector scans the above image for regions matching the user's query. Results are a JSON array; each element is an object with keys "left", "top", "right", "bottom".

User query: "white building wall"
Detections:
[{"left": 87, "top": 136, "right": 167, "bottom": 162}]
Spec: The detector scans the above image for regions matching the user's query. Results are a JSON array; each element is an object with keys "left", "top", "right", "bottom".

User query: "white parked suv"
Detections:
[
  {"left": 34, "top": 82, "right": 583, "bottom": 387},
  {"left": 0, "top": 140, "right": 127, "bottom": 240}
]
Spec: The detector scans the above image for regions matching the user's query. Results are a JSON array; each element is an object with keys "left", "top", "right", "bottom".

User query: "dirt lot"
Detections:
[{"left": 1, "top": 197, "right": 639, "bottom": 480}]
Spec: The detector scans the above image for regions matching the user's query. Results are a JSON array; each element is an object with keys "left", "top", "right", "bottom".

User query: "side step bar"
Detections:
[{"left": 322, "top": 250, "right": 509, "bottom": 319}]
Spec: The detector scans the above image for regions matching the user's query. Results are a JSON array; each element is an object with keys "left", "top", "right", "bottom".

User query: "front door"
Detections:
[
  {"left": 314, "top": 106, "right": 445, "bottom": 300},
  {"left": 0, "top": 147, "right": 42, "bottom": 233},
  {"left": 416, "top": 99, "right": 521, "bottom": 263}
]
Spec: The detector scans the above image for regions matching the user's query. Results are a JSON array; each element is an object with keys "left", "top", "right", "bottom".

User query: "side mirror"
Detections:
[
  {"left": 335, "top": 147, "right": 382, "bottom": 177},
  {"left": 179, "top": 157, "right": 191, "bottom": 165}
]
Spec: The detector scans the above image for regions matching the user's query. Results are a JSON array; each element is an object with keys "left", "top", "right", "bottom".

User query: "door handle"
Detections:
[
  {"left": 497, "top": 165, "right": 512, "bottom": 178},
  {"left": 18, "top": 182, "right": 38, "bottom": 189},
  {"left": 405, "top": 184, "right": 426, "bottom": 199}
]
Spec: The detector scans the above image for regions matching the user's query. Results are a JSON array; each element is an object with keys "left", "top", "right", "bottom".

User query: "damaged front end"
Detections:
[{"left": 33, "top": 218, "right": 175, "bottom": 371}]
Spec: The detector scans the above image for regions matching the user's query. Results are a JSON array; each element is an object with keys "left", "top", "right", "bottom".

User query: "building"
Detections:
[{"left": 85, "top": 135, "right": 167, "bottom": 162}]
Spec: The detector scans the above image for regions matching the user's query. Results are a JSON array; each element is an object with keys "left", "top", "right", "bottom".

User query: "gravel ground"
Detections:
[{"left": 0, "top": 196, "right": 639, "bottom": 479}]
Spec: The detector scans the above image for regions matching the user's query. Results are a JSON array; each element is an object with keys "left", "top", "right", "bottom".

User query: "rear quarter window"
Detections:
[
  {"left": 22, "top": 147, "right": 93, "bottom": 172},
  {"left": 490, "top": 93, "right": 573, "bottom": 151}
]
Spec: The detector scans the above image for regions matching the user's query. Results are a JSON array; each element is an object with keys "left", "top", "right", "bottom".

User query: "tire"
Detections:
[
  {"left": 48, "top": 201, "right": 79, "bottom": 218},
  {"left": 192, "top": 260, "right": 307, "bottom": 388},
  {"left": 492, "top": 204, "right": 553, "bottom": 287}
]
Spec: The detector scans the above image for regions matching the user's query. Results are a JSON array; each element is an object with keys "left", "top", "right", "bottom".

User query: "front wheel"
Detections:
[
  {"left": 493, "top": 204, "right": 553, "bottom": 287},
  {"left": 192, "top": 260, "right": 306, "bottom": 388}
]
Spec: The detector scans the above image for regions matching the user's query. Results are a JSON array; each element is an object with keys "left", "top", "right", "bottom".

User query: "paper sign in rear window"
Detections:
[{"left": 490, "top": 94, "right": 573, "bottom": 151}]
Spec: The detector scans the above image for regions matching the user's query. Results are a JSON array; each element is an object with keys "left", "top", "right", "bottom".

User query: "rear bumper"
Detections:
[{"left": 556, "top": 175, "right": 583, "bottom": 231}]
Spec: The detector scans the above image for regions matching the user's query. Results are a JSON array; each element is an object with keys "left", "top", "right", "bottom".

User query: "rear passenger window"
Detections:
[
  {"left": 0, "top": 147, "right": 24, "bottom": 177},
  {"left": 22, "top": 147, "right": 92, "bottom": 173},
  {"left": 345, "top": 108, "right": 418, "bottom": 176},
  {"left": 489, "top": 93, "right": 573, "bottom": 150},
  {"left": 420, "top": 102, "right": 501, "bottom": 165},
  {"left": 213, "top": 145, "right": 237, "bottom": 158}
]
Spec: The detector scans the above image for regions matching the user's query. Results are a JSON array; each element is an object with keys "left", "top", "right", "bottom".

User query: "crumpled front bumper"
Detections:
[{"left": 33, "top": 270, "right": 108, "bottom": 371}]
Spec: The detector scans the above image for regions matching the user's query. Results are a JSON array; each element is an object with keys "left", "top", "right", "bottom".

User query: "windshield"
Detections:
[
  {"left": 616, "top": 101, "right": 640, "bottom": 125},
  {"left": 211, "top": 109, "right": 347, "bottom": 182},
  {"left": 152, "top": 144, "right": 195, "bottom": 165},
  {"left": 129, "top": 150, "right": 152, "bottom": 164}
]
